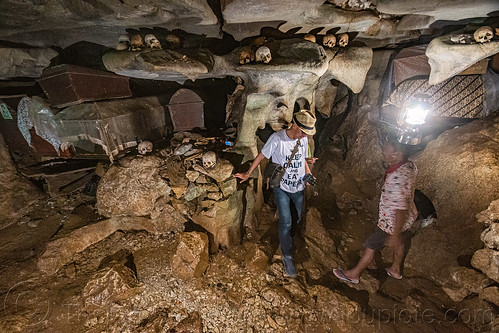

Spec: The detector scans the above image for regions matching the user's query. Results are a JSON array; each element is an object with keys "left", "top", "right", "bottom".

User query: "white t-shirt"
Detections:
[{"left": 261, "top": 130, "right": 308, "bottom": 193}]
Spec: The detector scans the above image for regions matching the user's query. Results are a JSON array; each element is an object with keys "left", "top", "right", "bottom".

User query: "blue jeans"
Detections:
[{"left": 273, "top": 187, "right": 304, "bottom": 257}]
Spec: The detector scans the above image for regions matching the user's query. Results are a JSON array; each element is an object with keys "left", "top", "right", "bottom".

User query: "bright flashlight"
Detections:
[
  {"left": 396, "top": 94, "right": 431, "bottom": 145},
  {"left": 404, "top": 103, "right": 429, "bottom": 126}
]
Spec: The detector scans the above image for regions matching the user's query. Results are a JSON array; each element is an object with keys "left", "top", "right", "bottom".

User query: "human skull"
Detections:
[
  {"left": 165, "top": 34, "right": 181, "bottom": 49},
  {"left": 255, "top": 46, "right": 272, "bottom": 64},
  {"left": 130, "top": 34, "right": 144, "bottom": 51},
  {"left": 138, "top": 141, "right": 153, "bottom": 155},
  {"left": 338, "top": 33, "right": 349, "bottom": 47},
  {"left": 239, "top": 46, "right": 255, "bottom": 64},
  {"left": 304, "top": 34, "right": 316, "bottom": 43},
  {"left": 322, "top": 34, "right": 336, "bottom": 48},
  {"left": 474, "top": 26, "right": 493, "bottom": 43},
  {"left": 116, "top": 35, "right": 130, "bottom": 50},
  {"left": 202, "top": 151, "right": 217, "bottom": 169},
  {"left": 145, "top": 34, "right": 162, "bottom": 49}
]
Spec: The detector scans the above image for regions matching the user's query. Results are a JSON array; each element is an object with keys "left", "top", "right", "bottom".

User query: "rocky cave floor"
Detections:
[{"left": 0, "top": 173, "right": 481, "bottom": 332}]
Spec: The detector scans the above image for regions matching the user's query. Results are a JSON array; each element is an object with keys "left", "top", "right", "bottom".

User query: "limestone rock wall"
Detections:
[
  {"left": 0, "top": 47, "right": 58, "bottom": 79},
  {"left": 0, "top": 133, "right": 42, "bottom": 230},
  {"left": 414, "top": 114, "right": 499, "bottom": 255}
]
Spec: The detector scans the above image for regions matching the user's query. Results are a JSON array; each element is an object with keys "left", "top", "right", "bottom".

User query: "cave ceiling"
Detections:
[{"left": 0, "top": 0, "right": 497, "bottom": 50}]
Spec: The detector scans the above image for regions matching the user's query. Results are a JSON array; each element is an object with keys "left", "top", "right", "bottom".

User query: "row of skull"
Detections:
[
  {"left": 238, "top": 33, "right": 348, "bottom": 65},
  {"left": 137, "top": 140, "right": 218, "bottom": 169},
  {"left": 116, "top": 33, "right": 181, "bottom": 51},
  {"left": 303, "top": 33, "right": 349, "bottom": 48},
  {"left": 239, "top": 46, "right": 272, "bottom": 64},
  {"left": 117, "top": 26, "right": 495, "bottom": 53}
]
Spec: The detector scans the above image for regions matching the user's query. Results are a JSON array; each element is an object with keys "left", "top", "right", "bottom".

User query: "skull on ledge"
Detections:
[
  {"left": 145, "top": 34, "right": 162, "bottom": 49},
  {"left": 473, "top": 26, "right": 494, "bottom": 43},
  {"left": 239, "top": 46, "right": 255, "bottom": 64},
  {"left": 322, "top": 34, "right": 336, "bottom": 48},
  {"left": 338, "top": 33, "right": 349, "bottom": 47},
  {"left": 255, "top": 46, "right": 272, "bottom": 64}
]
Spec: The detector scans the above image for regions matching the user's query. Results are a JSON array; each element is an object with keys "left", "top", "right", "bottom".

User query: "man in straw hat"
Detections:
[{"left": 234, "top": 108, "right": 317, "bottom": 278}]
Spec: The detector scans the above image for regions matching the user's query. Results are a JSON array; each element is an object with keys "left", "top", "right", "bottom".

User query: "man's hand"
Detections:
[
  {"left": 306, "top": 157, "right": 318, "bottom": 165},
  {"left": 303, "top": 173, "right": 316, "bottom": 186},
  {"left": 233, "top": 172, "right": 250, "bottom": 183}
]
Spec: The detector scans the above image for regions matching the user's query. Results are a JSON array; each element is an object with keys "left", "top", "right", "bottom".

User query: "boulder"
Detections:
[
  {"left": 219, "top": 177, "right": 237, "bottom": 197},
  {"left": 97, "top": 155, "right": 171, "bottom": 217},
  {"left": 477, "top": 199, "right": 499, "bottom": 225},
  {"left": 397, "top": 14, "right": 435, "bottom": 31},
  {"left": 207, "top": 192, "right": 223, "bottom": 201},
  {"left": 376, "top": 0, "right": 498, "bottom": 21},
  {"left": 0, "top": 47, "right": 57, "bottom": 79},
  {"left": 191, "top": 190, "right": 244, "bottom": 250},
  {"left": 103, "top": 49, "right": 213, "bottom": 83},
  {"left": 414, "top": 115, "right": 499, "bottom": 259},
  {"left": 471, "top": 248, "right": 499, "bottom": 282},
  {"left": 454, "top": 297, "right": 495, "bottom": 331},
  {"left": 278, "top": 4, "right": 379, "bottom": 35},
  {"left": 426, "top": 36, "right": 499, "bottom": 85},
  {"left": 315, "top": 77, "right": 338, "bottom": 117},
  {"left": 342, "top": 105, "right": 384, "bottom": 193},
  {"left": 303, "top": 207, "right": 341, "bottom": 269},
  {"left": 479, "top": 286, "right": 499, "bottom": 306},
  {"left": 183, "top": 183, "right": 207, "bottom": 202},
  {"left": 222, "top": 0, "right": 323, "bottom": 24},
  {"left": 481, "top": 223, "right": 499, "bottom": 250},
  {"left": 149, "top": 203, "right": 186, "bottom": 232},
  {"left": 193, "top": 159, "right": 234, "bottom": 183},
  {"left": 404, "top": 226, "right": 456, "bottom": 282},
  {"left": 38, "top": 216, "right": 176, "bottom": 275},
  {"left": 0, "top": 0, "right": 218, "bottom": 49},
  {"left": 442, "top": 285, "right": 471, "bottom": 302},
  {"left": 158, "top": 156, "right": 189, "bottom": 198},
  {"left": 172, "top": 312, "right": 203, "bottom": 333},
  {"left": 81, "top": 264, "right": 143, "bottom": 309},
  {"left": 171, "top": 232, "right": 209, "bottom": 280},
  {"left": 364, "top": 19, "right": 398, "bottom": 38},
  {"left": 449, "top": 266, "right": 492, "bottom": 294},
  {"left": 186, "top": 170, "right": 200, "bottom": 182},
  {"left": 243, "top": 242, "right": 271, "bottom": 273},
  {"left": 308, "top": 285, "right": 373, "bottom": 332},
  {"left": 0, "top": 133, "right": 42, "bottom": 230},
  {"left": 327, "top": 47, "right": 373, "bottom": 93},
  {"left": 207, "top": 158, "right": 234, "bottom": 183}
]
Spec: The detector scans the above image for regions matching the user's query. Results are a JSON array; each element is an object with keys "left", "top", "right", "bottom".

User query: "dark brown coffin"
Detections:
[{"left": 37, "top": 64, "right": 131, "bottom": 108}]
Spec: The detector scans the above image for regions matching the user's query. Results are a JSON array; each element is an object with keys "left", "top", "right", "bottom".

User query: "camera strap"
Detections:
[{"left": 283, "top": 139, "right": 301, "bottom": 170}]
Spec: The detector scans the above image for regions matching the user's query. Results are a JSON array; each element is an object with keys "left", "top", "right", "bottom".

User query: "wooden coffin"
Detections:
[
  {"left": 37, "top": 64, "right": 131, "bottom": 108},
  {"left": 458, "top": 58, "right": 489, "bottom": 76}
]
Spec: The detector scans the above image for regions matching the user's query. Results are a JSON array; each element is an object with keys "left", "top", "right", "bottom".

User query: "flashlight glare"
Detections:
[{"left": 404, "top": 105, "right": 429, "bottom": 125}]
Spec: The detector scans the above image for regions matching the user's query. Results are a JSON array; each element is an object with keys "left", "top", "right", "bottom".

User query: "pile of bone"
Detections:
[{"left": 158, "top": 131, "right": 237, "bottom": 212}]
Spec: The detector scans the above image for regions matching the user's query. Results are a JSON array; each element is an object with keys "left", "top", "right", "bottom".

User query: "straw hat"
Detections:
[{"left": 292, "top": 109, "right": 316, "bottom": 135}]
